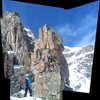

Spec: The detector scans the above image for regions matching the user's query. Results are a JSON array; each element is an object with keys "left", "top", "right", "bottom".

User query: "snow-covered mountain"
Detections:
[{"left": 63, "top": 45, "right": 94, "bottom": 93}]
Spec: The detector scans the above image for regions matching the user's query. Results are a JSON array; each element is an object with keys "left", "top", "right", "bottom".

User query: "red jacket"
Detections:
[{"left": 23, "top": 77, "right": 26, "bottom": 86}]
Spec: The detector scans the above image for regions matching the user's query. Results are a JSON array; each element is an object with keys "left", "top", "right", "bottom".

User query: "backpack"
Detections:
[
  {"left": 23, "top": 77, "right": 26, "bottom": 86},
  {"left": 23, "top": 76, "right": 31, "bottom": 87}
]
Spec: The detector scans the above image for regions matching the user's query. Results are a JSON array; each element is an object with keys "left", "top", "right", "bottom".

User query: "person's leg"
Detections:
[
  {"left": 29, "top": 87, "right": 32, "bottom": 96},
  {"left": 24, "top": 87, "right": 28, "bottom": 97}
]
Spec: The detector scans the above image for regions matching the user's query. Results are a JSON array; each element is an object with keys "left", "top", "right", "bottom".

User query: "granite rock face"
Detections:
[
  {"left": 1, "top": 12, "right": 35, "bottom": 78},
  {"left": 31, "top": 25, "right": 69, "bottom": 100},
  {"left": 1, "top": 12, "right": 35, "bottom": 52}
]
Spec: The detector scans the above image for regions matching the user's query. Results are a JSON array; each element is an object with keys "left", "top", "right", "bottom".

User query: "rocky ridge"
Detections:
[{"left": 1, "top": 11, "right": 36, "bottom": 78}]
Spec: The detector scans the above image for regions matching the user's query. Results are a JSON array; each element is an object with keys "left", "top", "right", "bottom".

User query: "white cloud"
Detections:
[
  {"left": 55, "top": 13, "right": 98, "bottom": 47},
  {"left": 55, "top": 24, "right": 76, "bottom": 37},
  {"left": 75, "top": 29, "right": 96, "bottom": 47},
  {"left": 74, "top": 14, "right": 97, "bottom": 47}
]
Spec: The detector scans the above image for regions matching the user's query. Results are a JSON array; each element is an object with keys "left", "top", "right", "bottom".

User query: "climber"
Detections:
[{"left": 23, "top": 73, "right": 32, "bottom": 97}]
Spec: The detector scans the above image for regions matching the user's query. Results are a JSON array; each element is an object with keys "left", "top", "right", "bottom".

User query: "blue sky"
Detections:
[{"left": 2, "top": 0, "right": 99, "bottom": 47}]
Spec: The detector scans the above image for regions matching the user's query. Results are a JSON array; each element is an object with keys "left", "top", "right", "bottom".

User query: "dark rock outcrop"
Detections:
[{"left": 3, "top": 52, "right": 14, "bottom": 79}]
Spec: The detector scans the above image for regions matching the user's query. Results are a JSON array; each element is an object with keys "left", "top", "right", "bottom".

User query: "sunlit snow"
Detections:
[{"left": 63, "top": 46, "right": 93, "bottom": 93}]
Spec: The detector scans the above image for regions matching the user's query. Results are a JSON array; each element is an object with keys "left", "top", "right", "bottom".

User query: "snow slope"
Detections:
[
  {"left": 63, "top": 45, "right": 94, "bottom": 93},
  {"left": 10, "top": 97, "right": 42, "bottom": 100},
  {"left": 10, "top": 90, "right": 43, "bottom": 100}
]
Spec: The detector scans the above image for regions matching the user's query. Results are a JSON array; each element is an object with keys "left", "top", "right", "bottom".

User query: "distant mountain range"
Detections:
[{"left": 63, "top": 45, "right": 94, "bottom": 93}]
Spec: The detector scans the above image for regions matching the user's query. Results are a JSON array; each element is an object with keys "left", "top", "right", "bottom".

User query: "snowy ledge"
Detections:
[{"left": 10, "top": 96, "right": 43, "bottom": 100}]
